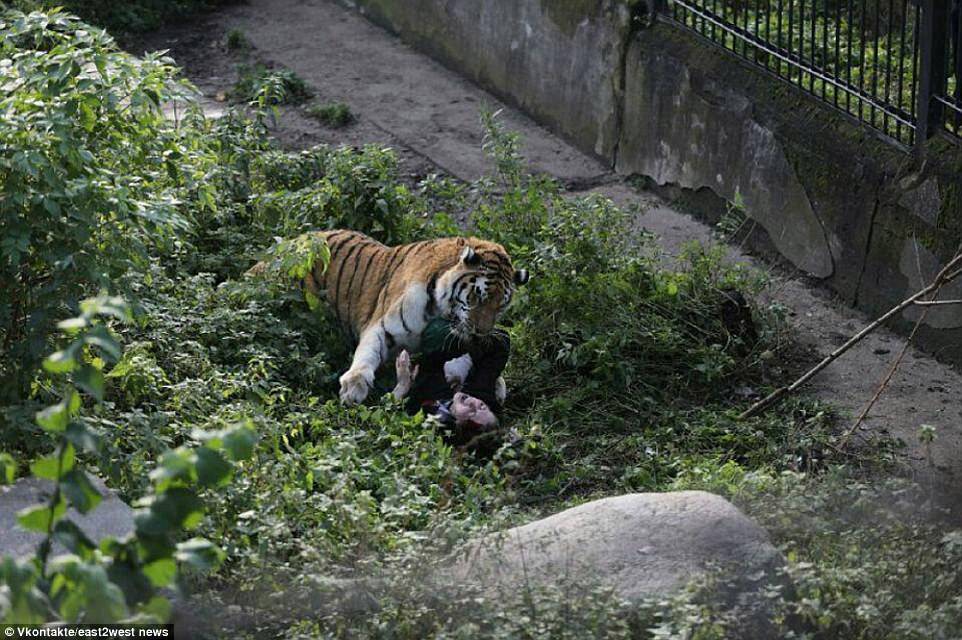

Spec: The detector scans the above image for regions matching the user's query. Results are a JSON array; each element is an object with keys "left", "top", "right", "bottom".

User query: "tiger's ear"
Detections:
[
  {"left": 514, "top": 269, "right": 529, "bottom": 286},
  {"left": 460, "top": 246, "right": 482, "bottom": 266}
]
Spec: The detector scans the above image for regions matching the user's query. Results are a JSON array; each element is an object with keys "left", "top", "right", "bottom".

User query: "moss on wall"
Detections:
[{"left": 540, "top": 0, "right": 603, "bottom": 36}]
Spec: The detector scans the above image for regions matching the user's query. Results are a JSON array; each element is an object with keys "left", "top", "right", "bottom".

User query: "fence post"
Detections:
[{"left": 916, "top": 0, "right": 949, "bottom": 144}]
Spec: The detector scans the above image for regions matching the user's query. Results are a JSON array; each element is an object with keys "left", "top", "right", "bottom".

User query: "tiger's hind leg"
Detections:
[{"left": 338, "top": 325, "right": 389, "bottom": 405}]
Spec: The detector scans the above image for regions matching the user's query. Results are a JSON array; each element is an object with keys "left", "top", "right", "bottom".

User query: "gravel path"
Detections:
[{"left": 138, "top": 0, "right": 962, "bottom": 517}]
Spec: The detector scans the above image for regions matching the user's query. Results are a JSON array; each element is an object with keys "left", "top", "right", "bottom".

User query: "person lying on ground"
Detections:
[{"left": 391, "top": 317, "right": 510, "bottom": 452}]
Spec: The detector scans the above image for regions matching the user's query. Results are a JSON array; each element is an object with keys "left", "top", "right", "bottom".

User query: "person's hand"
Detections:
[
  {"left": 392, "top": 350, "right": 419, "bottom": 401},
  {"left": 444, "top": 353, "right": 473, "bottom": 390},
  {"left": 395, "top": 350, "right": 419, "bottom": 385}
]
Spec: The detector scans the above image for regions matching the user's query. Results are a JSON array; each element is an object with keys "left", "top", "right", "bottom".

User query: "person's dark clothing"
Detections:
[{"left": 404, "top": 318, "right": 510, "bottom": 416}]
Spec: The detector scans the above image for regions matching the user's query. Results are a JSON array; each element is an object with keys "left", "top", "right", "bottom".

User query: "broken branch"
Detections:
[{"left": 738, "top": 250, "right": 962, "bottom": 421}]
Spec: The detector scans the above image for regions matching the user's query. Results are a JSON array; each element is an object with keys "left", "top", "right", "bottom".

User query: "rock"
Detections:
[
  {"left": 0, "top": 475, "right": 135, "bottom": 559},
  {"left": 449, "top": 491, "right": 786, "bottom": 634}
]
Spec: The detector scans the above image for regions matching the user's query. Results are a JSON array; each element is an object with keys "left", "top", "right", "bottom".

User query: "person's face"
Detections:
[{"left": 450, "top": 392, "right": 497, "bottom": 429}]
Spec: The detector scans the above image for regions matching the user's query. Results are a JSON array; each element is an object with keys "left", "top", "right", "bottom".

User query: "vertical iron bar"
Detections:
[
  {"left": 858, "top": 0, "right": 867, "bottom": 124},
  {"left": 946, "top": 0, "right": 962, "bottom": 135},
  {"left": 731, "top": 0, "right": 740, "bottom": 53},
  {"left": 766, "top": 0, "right": 772, "bottom": 66},
  {"left": 755, "top": 0, "right": 763, "bottom": 62},
  {"left": 846, "top": 0, "right": 854, "bottom": 114},
  {"left": 708, "top": 0, "right": 716, "bottom": 41},
  {"left": 822, "top": 0, "right": 830, "bottom": 99},
  {"left": 788, "top": 0, "right": 795, "bottom": 81},
  {"left": 896, "top": 0, "right": 908, "bottom": 142},
  {"left": 916, "top": 0, "right": 949, "bottom": 143},
  {"left": 882, "top": 0, "right": 894, "bottom": 135},
  {"left": 871, "top": 0, "right": 882, "bottom": 128},
  {"left": 777, "top": 0, "right": 785, "bottom": 76},
  {"left": 910, "top": 3, "right": 921, "bottom": 143},
  {"left": 811, "top": 0, "right": 818, "bottom": 93},
  {"left": 834, "top": 0, "right": 842, "bottom": 106}
]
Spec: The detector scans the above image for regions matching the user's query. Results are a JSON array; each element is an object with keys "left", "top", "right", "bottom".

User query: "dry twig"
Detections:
[{"left": 738, "top": 250, "right": 962, "bottom": 421}]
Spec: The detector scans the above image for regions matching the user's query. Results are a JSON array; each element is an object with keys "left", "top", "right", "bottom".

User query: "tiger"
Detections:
[{"left": 277, "top": 229, "right": 528, "bottom": 405}]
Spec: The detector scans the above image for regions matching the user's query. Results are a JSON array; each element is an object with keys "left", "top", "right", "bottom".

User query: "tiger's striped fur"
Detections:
[{"left": 301, "top": 229, "right": 527, "bottom": 405}]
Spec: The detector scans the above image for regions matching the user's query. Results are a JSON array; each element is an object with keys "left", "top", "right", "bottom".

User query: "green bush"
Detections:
[
  {"left": 0, "top": 9, "right": 206, "bottom": 400},
  {"left": 4, "top": 0, "right": 235, "bottom": 36},
  {"left": 0, "top": 296, "right": 256, "bottom": 624},
  {"left": 233, "top": 63, "right": 312, "bottom": 107}
]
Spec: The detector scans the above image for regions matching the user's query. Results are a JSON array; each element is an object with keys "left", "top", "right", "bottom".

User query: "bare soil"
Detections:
[{"left": 136, "top": 0, "right": 962, "bottom": 518}]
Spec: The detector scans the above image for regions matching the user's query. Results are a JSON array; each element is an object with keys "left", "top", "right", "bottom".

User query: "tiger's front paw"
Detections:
[{"left": 339, "top": 369, "right": 373, "bottom": 406}]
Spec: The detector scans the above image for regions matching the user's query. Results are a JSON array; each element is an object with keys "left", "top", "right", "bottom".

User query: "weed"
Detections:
[
  {"left": 233, "top": 63, "right": 312, "bottom": 106},
  {"left": 225, "top": 28, "right": 250, "bottom": 52},
  {"left": 306, "top": 101, "right": 355, "bottom": 128}
]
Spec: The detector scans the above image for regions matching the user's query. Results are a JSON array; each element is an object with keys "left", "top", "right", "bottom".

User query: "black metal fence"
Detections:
[{"left": 657, "top": 0, "right": 962, "bottom": 148}]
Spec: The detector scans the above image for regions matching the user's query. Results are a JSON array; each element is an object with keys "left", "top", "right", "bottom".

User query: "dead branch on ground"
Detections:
[{"left": 738, "top": 249, "right": 962, "bottom": 421}]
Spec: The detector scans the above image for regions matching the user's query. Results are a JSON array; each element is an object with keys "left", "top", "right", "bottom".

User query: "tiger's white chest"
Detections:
[{"left": 379, "top": 283, "right": 436, "bottom": 351}]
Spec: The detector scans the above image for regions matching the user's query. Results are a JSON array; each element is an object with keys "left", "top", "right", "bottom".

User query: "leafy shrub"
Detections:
[
  {"left": 5, "top": 0, "right": 236, "bottom": 36},
  {"left": 225, "top": 28, "right": 249, "bottom": 53},
  {"left": 306, "top": 101, "right": 355, "bottom": 128},
  {"left": 233, "top": 63, "right": 312, "bottom": 106},
  {"left": 0, "top": 8, "right": 208, "bottom": 400},
  {"left": 0, "top": 296, "right": 256, "bottom": 623},
  {"left": 250, "top": 145, "right": 420, "bottom": 242}
]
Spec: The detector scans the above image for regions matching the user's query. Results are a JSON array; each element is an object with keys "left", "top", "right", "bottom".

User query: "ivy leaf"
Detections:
[
  {"left": 17, "top": 497, "right": 67, "bottom": 533},
  {"left": 65, "top": 421, "right": 103, "bottom": 454},
  {"left": 73, "top": 364, "right": 105, "bottom": 401},
  {"left": 60, "top": 470, "right": 102, "bottom": 514},
  {"left": 223, "top": 425, "right": 257, "bottom": 461},
  {"left": 142, "top": 558, "right": 177, "bottom": 588},
  {"left": 194, "top": 447, "right": 231, "bottom": 487},
  {"left": 138, "top": 596, "right": 172, "bottom": 624},
  {"left": 52, "top": 520, "right": 96, "bottom": 561},
  {"left": 0, "top": 452, "right": 16, "bottom": 485},
  {"left": 142, "top": 488, "right": 205, "bottom": 533},
  {"left": 175, "top": 538, "right": 224, "bottom": 572},
  {"left": 30, "top": 444, "right": 75, "bottom": 480},
  {"left": 36, "top": 391, "right": 80, "bottom": 433},
  {"left": 42, "top": 342, "right": 81, "bottom": 374},
  {"left": 82, "top": 324, "right": 122, "bottom": 362}
]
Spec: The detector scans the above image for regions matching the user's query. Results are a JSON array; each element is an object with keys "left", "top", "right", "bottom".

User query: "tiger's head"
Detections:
[{"left": 439, "top": 239, "right": 529, "bottom": 338}]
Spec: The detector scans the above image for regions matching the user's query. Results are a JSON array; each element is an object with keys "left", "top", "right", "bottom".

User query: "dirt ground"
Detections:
[{"left": 136, "top": 0, "right": 962, "bottom": 519}]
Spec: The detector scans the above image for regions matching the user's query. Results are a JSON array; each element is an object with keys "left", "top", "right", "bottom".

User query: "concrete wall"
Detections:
[{"left": 342, "top": 0, "right": 962, "bottom": 363}]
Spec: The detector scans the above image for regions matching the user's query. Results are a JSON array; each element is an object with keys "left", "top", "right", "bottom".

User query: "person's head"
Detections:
[{"left": 449, "top": 391, "right": 498, "bottom": 430}]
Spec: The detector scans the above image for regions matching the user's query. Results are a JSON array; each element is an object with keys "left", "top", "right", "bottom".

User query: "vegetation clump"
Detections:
[
  {"left": 0, "top": 8, "right": 959, "bottom": 638},
  {"left": 232, "top": 63, "right": 312, "bottom": 106},
  {"left": 306, "top": 101, "right": 355, "bottom": 128},
  {"left": 225, "top": 27, "right": 250, "bottom": 53}
]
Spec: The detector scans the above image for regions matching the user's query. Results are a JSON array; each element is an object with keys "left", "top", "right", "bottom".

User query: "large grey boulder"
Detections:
[
  {"left": 0, "top": 475, "right": 135, "bottom": 559},
  {"left": 449, "top": 491, "right": 786, "bottom": 633}
]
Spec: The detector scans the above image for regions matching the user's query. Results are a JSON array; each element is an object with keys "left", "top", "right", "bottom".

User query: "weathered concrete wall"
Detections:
[
  {"left": 616, "top": 38, "right": 833, "bottom": 277},
  {"left": 341, "top": 1, "right": 962, "bottom": 363},
  {"left": 341, "top": 0, "right": 637, "bottom": 159}
]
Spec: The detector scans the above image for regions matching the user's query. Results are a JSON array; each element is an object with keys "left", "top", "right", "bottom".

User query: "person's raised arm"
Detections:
[{"left": 392, "top": 350, "right": 419, "bottom": 401}]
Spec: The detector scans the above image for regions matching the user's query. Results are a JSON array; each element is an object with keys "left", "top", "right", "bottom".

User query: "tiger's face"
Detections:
[{"left": 446, "top": 245, "right": 528, "bottom": 338}]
